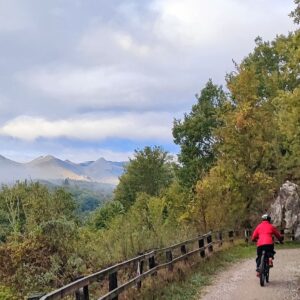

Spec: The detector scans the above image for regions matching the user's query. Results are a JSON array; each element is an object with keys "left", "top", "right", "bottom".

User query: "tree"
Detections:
[
  {"left": 89, "top": 201, "right": 124, "bottom": 229},
  {"left": 172, "top": 80, "right": 226, "bottom": 189},
  {"left": 0, "top": 182, "right": 83, "bottom": 296},
  {"left": 275, "top": 87, "right": 300, "bottom": 182},
  {"left": 234, "top": 30, "right": 300, "bottom": 182},
  {"left": 290, "top": 0, "right": 300, "bottom": 24},
  {"left": 114, "top": 146, "right": 174, "bottom": 209}
]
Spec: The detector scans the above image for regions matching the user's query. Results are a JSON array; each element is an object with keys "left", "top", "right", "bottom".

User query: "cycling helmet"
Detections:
[{"left": 261, "top": 213, "right": 271, "bottom": 222}]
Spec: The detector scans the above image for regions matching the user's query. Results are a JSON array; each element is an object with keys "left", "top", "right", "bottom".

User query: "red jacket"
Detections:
[{"left": 251, "top": 221, "right": 282, "bottom": 247}]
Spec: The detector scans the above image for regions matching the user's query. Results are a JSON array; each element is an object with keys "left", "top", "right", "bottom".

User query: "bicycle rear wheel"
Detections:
[
  {"left": 259, "top": 253, "right": 265, "bottom": 286},
  {"left": 266, "top": 270, "right": 269, "bottom": 283},
  {"left": 266, "top": 261, "right": 270, "bottom": 283}
]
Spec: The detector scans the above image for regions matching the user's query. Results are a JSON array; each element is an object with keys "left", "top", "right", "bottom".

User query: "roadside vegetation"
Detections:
[{"left": 0, "top": 2, "right": 299, "bottom": 298}]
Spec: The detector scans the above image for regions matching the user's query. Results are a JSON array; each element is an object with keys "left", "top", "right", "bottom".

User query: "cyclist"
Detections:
[{"left": 251, "top": 214, "right": 283, "bottom": 277}]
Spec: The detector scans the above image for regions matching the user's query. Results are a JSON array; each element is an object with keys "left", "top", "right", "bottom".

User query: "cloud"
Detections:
[
  {"left": 14, "top": 0, "right": 296, "bottom": 117},
  {"left": 152, "top": 0, "right": 295, "bottom": 47},
  {"left": 0, "top": 113, "right": 173, "bottom": 142},
  {"left": 0, "top": 1, "right": 33, "bottom": 33},
  {"left": 79, "top": 27, "right": 152, "bottom": 61},
  {"left": 0, "top": 0, "right": 296, "bottom": 163},
  {"left": 17, "top": 64, "right": 156, "bottom": 103},
  {"left": 16, "top": 63, "right": 195, "bottom": 112}
]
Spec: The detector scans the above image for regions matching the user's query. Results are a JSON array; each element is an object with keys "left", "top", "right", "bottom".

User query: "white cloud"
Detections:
[
  {"left": 0, "top": 113, "right": 173, "bottom": 142},
  {"left": 116, "top": 32, "right": 151, "bottom": 56},
  {"left": 16, "top": 65, "right": 164, "bottom": 109},
  {"left": 15, "top": 1, "right": 296, "bottom": 116},
  {"left": 152, "top": 0, "right": 295, "bottom": 47},
  {"left": 17, "top": 66, "right": 148, "bottom": 97},
  {"left": 79, "top": 27, "right": 152, "bottom": 60},
  {"left": 15, "top": 63, "right": 194, "bottom": 112}
]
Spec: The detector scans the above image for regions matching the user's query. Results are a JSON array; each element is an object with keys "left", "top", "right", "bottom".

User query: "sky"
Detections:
[{"left": 0, "top": 0, "right": 296, "bottom": 163}]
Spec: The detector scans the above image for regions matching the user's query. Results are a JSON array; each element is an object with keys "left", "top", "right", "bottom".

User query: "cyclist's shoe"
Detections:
[{"left": 268, "top": 257, "right": 273, "bottom": 268}]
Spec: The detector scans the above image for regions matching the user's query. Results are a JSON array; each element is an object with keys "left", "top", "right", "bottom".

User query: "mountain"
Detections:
[
  {"left": 0, "top": 154, "right": 126, "bottom": 185},
  {"left": 25, "top": 155, "right": 87, "bottom": 181},
  {"left": 81, "top": 157, "right": 125, "bottom": 184},
  {"left": 0, "top": 155, "right": 28, "bottom": 183},
  {"left": 40, "top": 178, "right": 116, "bottom": 213}
]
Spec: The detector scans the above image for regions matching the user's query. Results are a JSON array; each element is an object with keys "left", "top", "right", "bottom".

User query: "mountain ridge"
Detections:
[{"left": 0, "top": 154, "right": 126, "bottom": 185}]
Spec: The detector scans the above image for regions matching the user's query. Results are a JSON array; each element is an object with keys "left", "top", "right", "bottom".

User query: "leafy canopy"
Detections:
[
  {"left": 114, "top": 146, "right": 174, "bottom": 209},
  {"left": 173, "top": 79, "right": 226, "bottom": 189}
]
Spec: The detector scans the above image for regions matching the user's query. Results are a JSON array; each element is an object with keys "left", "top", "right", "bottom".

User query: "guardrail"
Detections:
[{"left": 28, "top": 228, "right": 296, "bottom": 300}]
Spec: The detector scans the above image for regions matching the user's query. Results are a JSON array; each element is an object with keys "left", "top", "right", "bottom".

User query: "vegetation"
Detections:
[
  {"left": 0, "top": 2, "right": 299, "bottom": 298},
  {"left": 42, "top": 179, "right": 114, "bottom": 214},
  {"left": 0, "top": 182, "right": 85, "bottom": 296},
  {"left": 173, "top": 79, "right": 226, "bottom": 189},
  {"left": 114, "top": 146, "right": 174, "bottom": 209}
]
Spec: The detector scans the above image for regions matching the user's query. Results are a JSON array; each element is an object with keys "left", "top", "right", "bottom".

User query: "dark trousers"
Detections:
[{"left": 256, "top": 244, "right": 275, "bottom": 269}]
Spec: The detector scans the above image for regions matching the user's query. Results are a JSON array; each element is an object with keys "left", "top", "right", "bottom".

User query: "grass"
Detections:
[{"left": 138, "top": 241, "right": 300, "bottom": 300}]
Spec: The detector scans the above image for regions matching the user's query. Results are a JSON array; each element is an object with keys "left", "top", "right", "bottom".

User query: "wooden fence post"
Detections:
[
  {"left": 207, "top": 234, "right": 213, "bottom": 253},
  {"left": 166, "top": 250, "right": 173, "bottom": 271},
  {"left": 229, "top": 231, "right": 234, "bottom": 243},
  {"left": 245, "top": 229, "right": 248, "bottom": 243},
  {"left": 109, "top": 271, "right": 118, "bottom": 300},
  {"left": 198, "top": 238, "right": 205, "bottom": 258},
  {"left": 137, "top": 260, "right": 144, "bottom": 289},
  {"left": 291, "top": 229, "right": 295, "bottom": 241},
  {"left": 148, "top": 256, "right": 155, "bottom": 269},
  {"left": 218, "top": 231, "right": 223, "bottom": 246},
  {"left": 75, "top": 286, "right": 89, "bottom": 300},
  {"left": 148, "top": 255, "right": 157, "bottom": 276},
  {"left": 181, "top": 244, "right": 188, "bottom": 263}
]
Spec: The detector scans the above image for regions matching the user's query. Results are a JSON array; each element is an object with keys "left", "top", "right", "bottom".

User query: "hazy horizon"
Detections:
[{"left": 0, "top": 153, "right": 127, "bottom": 164}]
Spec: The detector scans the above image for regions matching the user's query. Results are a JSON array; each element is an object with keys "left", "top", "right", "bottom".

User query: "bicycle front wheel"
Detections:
[{"left": 260, "top": 254, "right": 265, "bottom": 286}]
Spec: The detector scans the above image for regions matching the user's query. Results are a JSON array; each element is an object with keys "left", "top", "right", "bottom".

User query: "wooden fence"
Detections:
[{"left": 28, "top": 229, "right": 296, "bottom": 300}]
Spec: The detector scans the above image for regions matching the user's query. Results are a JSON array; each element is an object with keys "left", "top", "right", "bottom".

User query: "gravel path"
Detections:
[{"left": 199, "top": 249, "right": 300, "bottom": 300}]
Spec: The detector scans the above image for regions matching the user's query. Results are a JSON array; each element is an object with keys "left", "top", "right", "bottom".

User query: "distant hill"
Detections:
[
  {"left": 40, "top": 178, "right": 116, "bottom": 214},
  {"left": 0, "top": 154, "right": 126, "bottom": 185},
  {"left": 0, "top": 154, "right": 127, "bottom": 214}
]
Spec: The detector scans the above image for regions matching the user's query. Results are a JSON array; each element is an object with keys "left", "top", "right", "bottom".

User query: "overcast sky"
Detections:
[{"left": 0, "top": 0, "right": 296, "bottom": 162}]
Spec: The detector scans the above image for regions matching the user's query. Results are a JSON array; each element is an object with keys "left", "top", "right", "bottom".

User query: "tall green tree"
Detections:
[
  {"left": 114, "top": 146, "right": 174, "bottom": 209},
  {"left": 172, "top": 79, "right": 226, "bottom": 189}
]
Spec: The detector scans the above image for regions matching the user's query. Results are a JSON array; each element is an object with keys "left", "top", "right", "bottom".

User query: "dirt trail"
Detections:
[{"left": 199, "top": 249, "right": 300, "bottom": 300}]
